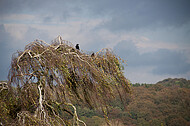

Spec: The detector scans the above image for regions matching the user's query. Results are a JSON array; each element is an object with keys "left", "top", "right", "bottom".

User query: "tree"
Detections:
[{"left": 7, "top": 36, "right": 131, "bottom": 125}]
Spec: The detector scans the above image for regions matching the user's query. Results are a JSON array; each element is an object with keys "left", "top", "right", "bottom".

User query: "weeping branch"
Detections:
[
  {"left": 66, "top": 103, "right": 87, "bottom": 126},
  {"left": 8, "top": 36, "right": 131, "bottom": 125},
  {"left": 0, "top": 81, "right": 8, "bottom": 93}
]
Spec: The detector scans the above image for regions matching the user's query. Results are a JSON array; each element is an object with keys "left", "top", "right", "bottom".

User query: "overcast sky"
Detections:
[{"left": 0, "top": 0, "right": 190, "bottom": 83}]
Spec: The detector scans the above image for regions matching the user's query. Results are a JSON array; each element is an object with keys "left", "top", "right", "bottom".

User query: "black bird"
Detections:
[
  {"left": 91, "top": 52, "right": 95, "bottom": 57},
  {"left": 75, "top": 44, "right": 80, "bottom": 50},
  {"left": 50, "top": 74, "right": 53, "bottom": 80},
  {"left": 48, "top": 75, "right": 53, "bottom": 90}
]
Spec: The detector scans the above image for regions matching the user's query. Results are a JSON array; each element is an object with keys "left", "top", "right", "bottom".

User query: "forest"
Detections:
[
  {"left": 62, "top": 78, "right": 190, "bottom": 126},
  {"left": 0, "top": 37, "right": 190, "bottom": 126}
]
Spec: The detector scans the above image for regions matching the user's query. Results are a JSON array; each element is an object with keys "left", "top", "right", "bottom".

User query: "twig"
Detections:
[
  {"left": 0, "top": 82, "right": 8, "bottom": 93},
  {"left": 65, "top": 103, "right": 87, "bottom": 126},
  {"left": 45, "top": 102, "right": 66, "bottom": 126}
]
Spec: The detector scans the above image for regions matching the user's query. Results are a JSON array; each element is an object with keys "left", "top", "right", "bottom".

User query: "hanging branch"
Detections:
[
  {"left": 66, "top": 103, "right": 87, "bottom": 126},
  {"left": 0, "top": 81, "right": 8, "bottom": 93},
  {"left": 8, "top": 36, "right": 131, "bottom": 125}
]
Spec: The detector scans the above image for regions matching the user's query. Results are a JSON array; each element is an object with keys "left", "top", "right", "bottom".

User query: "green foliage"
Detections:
[
  {"left": 0, "top": 82, "right": 21, "bottom": 125},
  {"left": 132, "top": 83, "right": 141, "bottom": 87},
  {"left": 157, "top": 78, "right": 190, "bottom": 88},
  {"left": 80, "top": 116, "right": 105, "bottom": 126}
]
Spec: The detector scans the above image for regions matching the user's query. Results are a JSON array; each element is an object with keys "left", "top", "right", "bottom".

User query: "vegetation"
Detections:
[
  {"left": 1, "top": 78, "right": 189, "bottom": 126},
  {"left": 74, "top": 78, "right": 190, "bottom": 126},
  {"left": 0, "top": 36, "right": 131, "bottom": 125},
  {"left": 121, "top": 78, "right": 190, "bottom": 126}
]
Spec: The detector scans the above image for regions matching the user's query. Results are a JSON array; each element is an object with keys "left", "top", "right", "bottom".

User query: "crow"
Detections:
[
  {"left": 48, "top": 75, "right": 54, "bottom": 90},
  {"left": 50, "top": 74, "right": 53, "bottom": 80},
  {"left": 91, "top": 52, "right": 95, "bottom": 57},
  {"left": 75, "top": 44, "right": 80, "bottom": 50}
]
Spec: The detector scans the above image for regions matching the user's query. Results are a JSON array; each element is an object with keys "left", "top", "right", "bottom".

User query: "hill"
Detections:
[
  {"left": 79, "top": 78, "right": 190, "bottom": 126},
  {"left": 122, "top": 78, "right": 190, "bottom": 126},
  {"left": 156, "top": 78, "right": 190, "bottom": 88}
]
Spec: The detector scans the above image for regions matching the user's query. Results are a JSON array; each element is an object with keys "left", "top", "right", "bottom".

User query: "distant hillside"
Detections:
[
  {"left": 156, "top": 78, "right": 190, "bottom": 88},
  {"left": 132, "top": 78, "right": 190, "bottom": 88},
  {"left": 113, "top": 78, "right": 190, "bottom": 126},
  {"left": 78, "top": 78, "right": 190, "bottom": 126}
]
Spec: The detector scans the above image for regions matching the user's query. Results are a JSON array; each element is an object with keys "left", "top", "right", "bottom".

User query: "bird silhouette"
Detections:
[
  {"left": 91, "top": 52, "right": 95, "bottom": 57},
  {"left": 75, "top": 44, "right": 80, "bottom": 50},
  {"left": 48, "top": 74, "right": 54, "bottom": 90}
]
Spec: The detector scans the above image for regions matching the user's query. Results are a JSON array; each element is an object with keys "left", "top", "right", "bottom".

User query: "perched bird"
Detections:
[
  {"left": 70, "top": 48, "right": 75, "bottom": 52},
  {"left": 48, "top": 75, "right": 54, "bottom": 90},
  {"left": 91, "top": 52, "right": 95, "bottom": 57},
  {"left": 50, "top": 74, "right": 53, "bottom": 80},
  {"left": 75, "top": 44, "right": 80, "bottom": 50}
]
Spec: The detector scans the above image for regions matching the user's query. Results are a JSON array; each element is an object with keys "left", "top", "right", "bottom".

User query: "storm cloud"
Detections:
[
  {"left": 114, "top": 40, "right": 190, "bottom": 75},
  {"left": 0, "top": 0, "right": 190, "bottom": 83},
  {"left": 0, "top": 24, "right": 15, "bottom": 80},
  {"left": 100, "top": 0, "right": 190, "bottom": 31}
]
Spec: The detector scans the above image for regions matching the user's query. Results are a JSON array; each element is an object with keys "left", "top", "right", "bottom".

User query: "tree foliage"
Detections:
[
  {"left": 106, "top": 78, "right": 190, "bottom": 126},
  {"left": 5, "top": 36, "right": 131, "bottom": 125}
]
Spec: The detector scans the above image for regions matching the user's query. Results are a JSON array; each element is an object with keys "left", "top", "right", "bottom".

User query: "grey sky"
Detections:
[{"left": 0, "top": 0, "right": 190, "bottom": 83}]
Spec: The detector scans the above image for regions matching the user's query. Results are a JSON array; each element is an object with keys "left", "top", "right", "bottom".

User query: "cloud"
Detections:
[
  {"left": 0, "top": 0, "right": 89, "bottom": 24},
  {"left": 151, "top": 49, "right": 190, "bottom": 75},
  {"left": 0, "top": 0, "right": 190, "bottom": 83},
  {"left": 0, "top": 14, "right": 36, "bottom": 23},
  {"left": 1, "top": 0, "right": 190, "bottom": 32},
  {"left": 96, "top": 0, "right": 190, "bottom": 31},
  {"left": 0, "top": 24, "right": 15, "bottom": 80},
  {"left": 124, "top": 66, "right": 190, "bottom": 84},
  {"left": 0, "top": 24, "right": 52, "bottom": 80},
  {"left": 124, "top": 66, "right": 170, "bottom": 84},
  {"left": 114, "top": 40, "right": 190, "bottom": 76}
]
